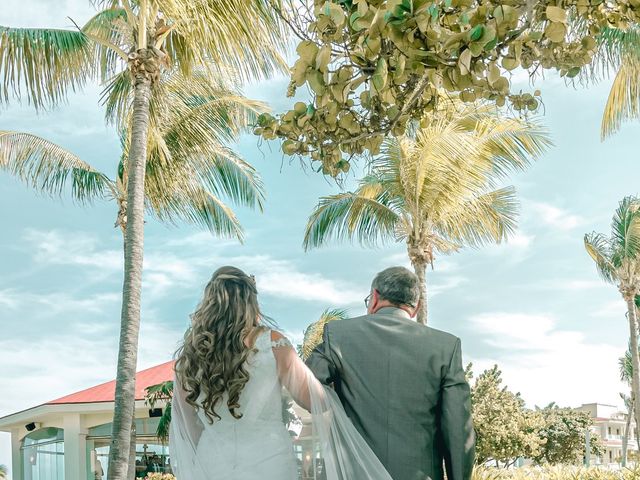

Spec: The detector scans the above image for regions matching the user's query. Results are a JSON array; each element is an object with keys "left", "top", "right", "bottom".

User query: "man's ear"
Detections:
[{"left": 410, "top": 300, "right": 421, "bottom": 319}]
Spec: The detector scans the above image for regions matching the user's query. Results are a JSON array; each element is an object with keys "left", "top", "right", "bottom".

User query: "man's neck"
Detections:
[{"left": 374, "top": 304, "right": 414, "bottom": 318}]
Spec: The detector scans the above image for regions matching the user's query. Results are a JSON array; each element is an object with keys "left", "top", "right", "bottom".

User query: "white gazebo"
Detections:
[{"left": 0, "top": 361, "right": 174, "bottom": 480}]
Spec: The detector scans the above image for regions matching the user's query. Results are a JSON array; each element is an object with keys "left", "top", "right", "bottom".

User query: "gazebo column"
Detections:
[
  {"left": 10, "top": 428, "right": 23, "bottom": 480},
  {"left": 63, "top": 414, "right": 87, "bottom": 480}
]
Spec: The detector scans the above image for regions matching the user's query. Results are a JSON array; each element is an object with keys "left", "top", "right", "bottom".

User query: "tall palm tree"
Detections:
[
  {"left": 0, "top": 68, "right": 269, "bottom": 479},
  {"left": 621, "top": 392, "right": 634, "bottom": 467},
  {"left": 304, "top": 104, "right": 550, "bottom": 324},
  {"left": 585, "top": 196, "right": 640, "bottom": 453},
  {"left": 620, "top": 338, "right": 640, "bottom": 465},
  {"left": 1, "top": 4, "right": 288, "bottom": 477}
]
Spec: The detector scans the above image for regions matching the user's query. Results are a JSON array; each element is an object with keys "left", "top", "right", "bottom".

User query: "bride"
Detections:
[{"left": 169, "top": 266, "right": 392, "bottom": 479}]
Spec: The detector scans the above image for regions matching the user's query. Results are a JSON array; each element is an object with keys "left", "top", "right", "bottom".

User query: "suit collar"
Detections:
[{"left": 374, "top": 306, "right": 413, "bottom": 321}]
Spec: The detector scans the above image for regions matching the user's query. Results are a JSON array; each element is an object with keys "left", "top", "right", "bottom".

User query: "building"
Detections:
[
  {"left": 0, "top": 361, "right": 322, "bottom": 480},
  {"left": 0, "top": 361, "right": 175, "bottom": 480},
  {"left": 577, "top": 403, "right": 638, "bottom": 467}
]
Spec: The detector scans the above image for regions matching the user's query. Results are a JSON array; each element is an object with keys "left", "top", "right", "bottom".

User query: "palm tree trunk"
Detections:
[
  {"left": 107, "top": 66, "right": 153, "bottom": 480},
  {"left": 411, "top": 259, "right": 428, "bottom": 325},
  {"left": 623, "top": 404, "right": 632, "bottom": 467},
  {"left": 626, "top": 295, "right": 640, "bottom": 464}
]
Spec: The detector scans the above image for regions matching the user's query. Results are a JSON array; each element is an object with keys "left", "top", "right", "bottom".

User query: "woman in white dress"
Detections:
[{"left": 169, "top": 266, "right": 392, "bottom": 479}]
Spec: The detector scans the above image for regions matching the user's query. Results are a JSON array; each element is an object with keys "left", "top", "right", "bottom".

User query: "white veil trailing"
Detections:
[{"left": 169, "top": 331, "right": 393, "bottom": 479}]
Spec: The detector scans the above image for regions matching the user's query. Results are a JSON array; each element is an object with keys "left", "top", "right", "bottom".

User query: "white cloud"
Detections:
[
  {"left": 530, "top": 202, "right": 585, "bottom": 231},
  {"left": 24, "top": 229, "right": 122, "bottom": 272},
  {"left": 0, "top": 289, "right": 119, "bottom": 315},
  {"left": 507, "top": 232, "right": 535, "bottom": 248},
  {"left": 469, "top": 312, "right": 626, "bottom": 409},
  {"left": 232, "top": 255, "right": 365, "bottom": 305}
]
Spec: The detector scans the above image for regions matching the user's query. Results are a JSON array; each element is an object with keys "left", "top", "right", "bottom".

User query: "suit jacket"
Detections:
[{"left": 306, "top": 307, "right": 475, "bottom": 480}]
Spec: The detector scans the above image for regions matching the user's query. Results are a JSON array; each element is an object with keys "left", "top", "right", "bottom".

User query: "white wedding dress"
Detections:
[{"left": 169, "top": 329, "right": 393, "bottom": 480}]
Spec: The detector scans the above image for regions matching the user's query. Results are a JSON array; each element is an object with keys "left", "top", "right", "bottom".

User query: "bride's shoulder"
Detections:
[{"left": 269, "top": 330, "right": 293, "bottom": 349}]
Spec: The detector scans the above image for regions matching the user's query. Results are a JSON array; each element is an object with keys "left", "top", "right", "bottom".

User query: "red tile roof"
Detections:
[{"left": 47, "top": 361, "right": 175, "bottom": 405}]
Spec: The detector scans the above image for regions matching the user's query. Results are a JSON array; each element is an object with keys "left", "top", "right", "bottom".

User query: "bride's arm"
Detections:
[{"left": 271, "top": 330, "right": 322, "bottom": 411}]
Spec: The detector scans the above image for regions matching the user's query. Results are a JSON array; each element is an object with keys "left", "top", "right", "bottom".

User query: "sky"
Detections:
[{"left": 1, "top": 0, "right": 639, "bottom": 475}]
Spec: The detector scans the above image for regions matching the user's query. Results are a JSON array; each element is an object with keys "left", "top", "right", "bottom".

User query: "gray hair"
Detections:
[{"left": 371, "top": 266, "right": 420, "bottom": 307}]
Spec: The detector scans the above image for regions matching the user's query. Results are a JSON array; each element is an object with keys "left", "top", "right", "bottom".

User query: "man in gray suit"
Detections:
[{"left": 306, "top": 266, "right": 475, "bottom": 480}]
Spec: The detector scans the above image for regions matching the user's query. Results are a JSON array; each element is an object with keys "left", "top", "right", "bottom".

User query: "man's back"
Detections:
[{"left": 306, "top": 307, "right": 475, "bottom": 480}]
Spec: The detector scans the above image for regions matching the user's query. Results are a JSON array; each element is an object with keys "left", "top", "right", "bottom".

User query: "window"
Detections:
[
  {"left": 21, "top": 427, "right": 64, "bottom": 480},
  {"left": 608, "top": 427, "right": 612, "bottom": 435}
]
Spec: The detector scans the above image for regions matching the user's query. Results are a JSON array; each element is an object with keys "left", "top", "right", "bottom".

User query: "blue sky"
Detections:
[{"left": 1, "top": 0, "right": 639, "bottom": 473}]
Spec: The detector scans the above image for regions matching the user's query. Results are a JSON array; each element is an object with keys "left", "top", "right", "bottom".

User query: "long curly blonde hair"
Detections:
[{"left": 174, "top": 266, "right": 266, "bottom": 423}]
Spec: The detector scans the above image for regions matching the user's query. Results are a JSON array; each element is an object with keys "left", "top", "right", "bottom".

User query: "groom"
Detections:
[{"left": 306, "top": 266, "right": 475, "bottom": 480}]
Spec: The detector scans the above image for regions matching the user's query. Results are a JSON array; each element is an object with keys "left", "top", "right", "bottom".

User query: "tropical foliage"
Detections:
[
  {"left": 143, "top": 474, "right": 175, "bottom": 480},
  {"left": 1, "top": 4, "right": 290, "bottom": 476},
  {"left": 584, "top": 196, "right": 640, "bottom": 455},
  {"left": 145, "top": 381, "right": 174, "bottom": 443},
  {"left": 470, "top": 365, "right": 545, "bottom": 467},
  {"left": 0, "top": 465, "right": 7, "bottom": 480},
  {"left": 299, "top": 308, "right": 349, "bottom": 359},
  {"left": 0, "top": 73, "right": 266, "bottom": 238},
  {"left": 589, "top": 27, "right": 640, "bottom": 139},
  {"left": 472, "top": 465, "right": 640, "bottom": 480},
  {"left": 304, "top": 103, "right": 550, "bottom": 323},
  {"left": 256, "top": 0, "right": 640, "bottom": 174},
  {"left": 532, "top": 403, "right": 603, "bottom": 466},
  {"left": 470, "top": 367, "right": 602, "bottom": 468}
]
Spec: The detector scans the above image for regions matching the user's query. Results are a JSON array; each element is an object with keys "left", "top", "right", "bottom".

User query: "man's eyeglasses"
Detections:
[{"left": 364, "top": 293, "right": 372, "bottom": 308}]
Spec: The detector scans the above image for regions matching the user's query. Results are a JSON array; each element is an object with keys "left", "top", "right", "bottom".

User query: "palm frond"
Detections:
[
  {"left": 584, "top": 232, "right": 617, "bottom": 284},
  {"left": 0, "top": 131, "right": 113, "bottom": 203},
  {"left": 301, "top": 308, "right": 349, "bottom": 360},
  {"left": 194, "top": 148, "right": 266, "bottom": 211},
  {"left": 0, "top": 26, "right": 95, "bottom": 108},
  {"left": 303, "top": 189, "right": 400, "bottom": 250},
  {"left": 620, "top": 344, "right": 634, "bottom": 384},
  {"left": 144, "top": 380, "right": 173, "bottom": 444},
  {"left": 156, "top": 0, "right": 290, "bottom": 83},
  {"left": 81, "top": 7, "right": 130, "bottom": 80},
  {"left": 147, "top": 183, "right": 244, "bottom": 241},
  {"left": 470, "top": 113, "right": 552, "bottom": 179},
  {"left": 611, "top": 196, "right": 640, "bottom": 262},
  {"left": 435, "top": 187, "right": 519, "bottom": 250},
  {"left": 588, "top": 26, "right": 640, "bottom": 84},
  {"left": 601, "top": 56, "right": 640, "bottom": 139}
]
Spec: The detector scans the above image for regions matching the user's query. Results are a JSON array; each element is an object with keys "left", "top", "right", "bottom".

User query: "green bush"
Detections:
[{"left": 472, "top": 465, "right": 640, "bottom": 480}]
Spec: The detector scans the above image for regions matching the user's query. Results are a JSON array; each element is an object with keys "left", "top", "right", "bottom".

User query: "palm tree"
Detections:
[
  {"left": 0, "top": 67, "right": 269, "bottom": 479},
  {"left": 621, "top": 392, "right": 633, "bottom": 467},
  {"left": 620, "top": 338, "right": 640, "bottom": 466},
  {"left": 2, "top": 73, "right": 266, "bottom": 237},
  {"left": 145, "top": 381, "right": 174, "bottom": 443},
  {"left": 300, "top": 308, "right": 349, "bottom": 360},
  {"left": 585, "top": 196, "right": 640, "bottom": 453},
  {"left": 303, "top": 104, "right": 550, "bottom": 324},
  {"left": 2, "top": 4, "right": 288, "bottom": 477},
  {"left": 0, "top": 465, "right": 7, "bottom": 480}
]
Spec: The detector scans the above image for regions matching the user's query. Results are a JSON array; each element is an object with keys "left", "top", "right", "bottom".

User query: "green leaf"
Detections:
[
  {"left": 469, "top": 25, "right": 484, "bottom": 42},
  {"left": 372, "top": 57, "right": 388, "bottom": 90},
  {"left": 546, "top": 6, "right": 568, "bottom": 23},
  {"left": 544, "top": 22, "right": 567, "bottom": 43}
]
